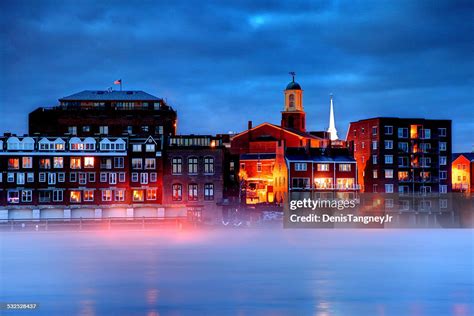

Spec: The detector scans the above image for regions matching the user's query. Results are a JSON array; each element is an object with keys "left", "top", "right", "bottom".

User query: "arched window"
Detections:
[{"left": 289, "top": 94, "right": 295, "bottom": 108}]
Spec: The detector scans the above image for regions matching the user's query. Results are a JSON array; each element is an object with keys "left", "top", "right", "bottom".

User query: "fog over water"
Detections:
[{"left": 1, "top": 229, "right": 473, "bottom": 315}]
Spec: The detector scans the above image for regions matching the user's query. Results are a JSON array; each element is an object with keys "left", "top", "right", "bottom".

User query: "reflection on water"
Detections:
[{"left": 1, "top": 229, "right": 473, "bottom": 316}]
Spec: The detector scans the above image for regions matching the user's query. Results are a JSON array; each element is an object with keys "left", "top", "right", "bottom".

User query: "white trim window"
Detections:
[
  {"left": 172, "top": 158, "right": 182, "bottom": 174},
  {"left": 88, "top": 172, "right": 95, "bottom": 182},
  {"left": 132, "top": 158, "right": 142, "bottom": 170},
  {"left": 78, "top": 173, "right": 86, "bottom": 185},
  {"left": 21, "top": 190, "right": 32, "bottom": 202},
  {"left": 438, "top": 128, "right": 447, "bottom": 137},
  {"left": 7, "top": 191, "right": 20, "bottom": 204},
  {"left": 146, "top": 188, "right": 157, "bottom": 200},
  {"left": 58, "top": 172, "right": 65, "bottom": 182},
  {"left": 53, "top": 190, "right": 63, "bottom": 202},
  {"left": 146, "top": 144, "right": 155, "bottom": 152},
  {"left": 439, "top": 142, "right": 447, "bottom": 151},
  {"left": 131, "top": 173, "right": 139, "bottom": 182},
  {"left": 384, "top": 155, "right": 393, "bottom": 164},
  {"left": 385, "top": 184, "right": 394, "bottom": 193},
  {"left": 188, "top": 157, "right": 198, "bottom": 174},
  {"left": 114, "top": 157, "right": 124, "bottom": 168},
  {"left": 140, "top": 173, "right": 148, "bottom": 184},
  {"left": 150, "top": 173, "right": 157, "bottom": 182},
  {"left": 119, "top": 172, "right": 126, "bottom": 182},
  {"left": 17, "top": 173, "right": 25, "bottom": 185},
  {"left": 384, "top": 140, "right": 393, "bottom": 149},
  {"left": 440, "top": 156, "right": 447, "bottom": 165},
  {"left": 48, "top": 173, "right": 56, "bottom": 185},
  {"left": 204, "top": 157, "right": 215, "bottom": 174},
  {"left": 115, "top": 189, "right": 125, "bottom": 202},
  {"left": 145, "top": 158, "right": 156, "bottom": 170},
  {"left": 132, "top": 144, "right": 142, "bottom": 152},
  {"left": 439, "top": 185, "right": 448, "bottom": 194},
  {"left": 22, "top": 157, "right": 33, "bottom": 168},
  {"left": 39, "top": 172, "right": 46, "bottom": 182},
  {"left": 440, "top": 171, "right": 447, "bottom": 180},
  {"left": 109, "top": 173, "right": 117, "bottom": 185},
  {"left": 83, "top": 190, "right": 94, "bottom": 202},
  {"left": 294, "top": 163, "right": 307, "bottom": 171},
  {"left": 385, "top": 169, "right": 394, "bottom": 178},
  {"left": 102, "top": 190, "right": 113, "bottom": 202},
  {"left": 70, "top": 172, "right": 77, "bottom": 182},
  {"left": 100, "top": 172, "right": 107, "bottom": 183},
  {"left": 27, "top": 173, "right": 34, "bottom": 182}
]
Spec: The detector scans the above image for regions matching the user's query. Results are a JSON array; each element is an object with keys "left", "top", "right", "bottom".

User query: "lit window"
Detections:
[
  {"left": 339, "top": 164, "right": 351, "bottom": 172},
  {"left": 385, "top": 169, "right": 393, "bottom": 178},
  {"left": 70, "top": 158, "right": 81, "bottom": 169},
  {"left": 172, "top": 184, "right": 182, "bottom": 201},
  {"left": 40, "top": 158, "right": 51, "bottom": 169},
  {"left": 84, "top": 190, "right": 94, "bottom": 202},
  {"left": 102, "top": 190, "right": 113, "bottom": 201},
  {"left": 188, "top": 184, "right": 198, "bottom": 201},
  {"left": 22, "top": 157, "right": 32, "bottom": 168},
  {"left": 53, "top": 157, "right": 64, "bottom": 168},
  {"left": 317, "top": 164, "right": 329, "bottom": 171},
  {"left": 70, "top": 191, "right": 82, "bottom": 203},
  {"left": 133, "top": 190, "right": 144, "bottom": 202},
  {"left": 373, "top": 170, "right": 378, "bottom": 179},
  {"left": 145, "top": 158, "right": 156, "bottom": 169},
  {"left": 8, "top": 158, "right": 20, "bottom": 169},
  {"left": 146, "top": 188, "right": 157, "bottom": 200},
  {"left": 84, "top": 157, "right": 94, "bottom": 168},
  {"left": 115, "top": 190, "right": 125, "bottom": 202}
]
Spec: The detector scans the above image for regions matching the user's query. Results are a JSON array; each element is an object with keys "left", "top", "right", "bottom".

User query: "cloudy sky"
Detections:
[{"left": 0, "top": 0, "right": 472, "bottom": 151}]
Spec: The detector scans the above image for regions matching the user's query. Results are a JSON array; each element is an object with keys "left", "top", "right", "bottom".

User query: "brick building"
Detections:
[
  {"left": 162, "top": 135, "right": 225, "bottom": 222},
  {"left": 346, "top": 118, "right": 452, "bottom": 194}
]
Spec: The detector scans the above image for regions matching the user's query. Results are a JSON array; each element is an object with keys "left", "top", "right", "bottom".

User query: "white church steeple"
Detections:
[{"left": 327, "top": 94, "right": 339, "bottom": 141}]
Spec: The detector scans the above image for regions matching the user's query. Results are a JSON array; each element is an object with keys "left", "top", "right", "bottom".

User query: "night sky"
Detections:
[{"left": 0, "top": 0, "right": 472, "bottom": 151}]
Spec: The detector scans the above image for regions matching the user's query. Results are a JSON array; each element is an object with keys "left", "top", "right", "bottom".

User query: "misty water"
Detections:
[{"left": 1, "top": 228, "right": 473, "bottom": 316}]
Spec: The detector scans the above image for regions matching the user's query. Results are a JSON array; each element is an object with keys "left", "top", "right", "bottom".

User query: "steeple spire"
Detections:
[{"left": 327, "top": 94, "right": 339, "bottom": 141}]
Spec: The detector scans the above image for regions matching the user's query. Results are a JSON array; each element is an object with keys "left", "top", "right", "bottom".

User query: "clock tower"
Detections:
[{"left": 281, "top": 72, "right": 306, "bottom": 132}]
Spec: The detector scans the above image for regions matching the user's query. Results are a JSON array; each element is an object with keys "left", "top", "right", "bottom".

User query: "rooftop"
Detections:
[
  {"left": 453, "top": 152, "right": 474, "bottom": 162},
  {"left": 59, "top": 90, "right": 162, "bottom": 102}
]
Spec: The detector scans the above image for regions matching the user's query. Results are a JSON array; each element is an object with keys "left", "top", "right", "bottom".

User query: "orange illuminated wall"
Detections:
[{"left": 452, "top": 155, "right": 472, "bottom": 192}]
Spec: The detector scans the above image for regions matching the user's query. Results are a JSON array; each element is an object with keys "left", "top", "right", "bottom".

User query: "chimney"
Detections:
[{"left": 248, "top": 120, "right": 252, "bottom": 130}]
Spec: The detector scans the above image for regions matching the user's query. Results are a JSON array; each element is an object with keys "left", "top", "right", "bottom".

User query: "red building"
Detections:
[
  {"left": 346, "top": 117, "right": 452, "bottom": 194},
  {"left": 230, "top": 77, "right": 331, "bottom": 204}
]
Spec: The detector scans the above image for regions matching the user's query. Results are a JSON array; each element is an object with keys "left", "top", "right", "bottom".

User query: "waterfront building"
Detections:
[
  {"left": 452, "top": 153, "right": 474, "bottom": 193},
  {"left": 162, "top": 135, "right": 225, "bottom": 222},
  {"left": 346, "top": 118, "right": 452, "bottom": 194},
  {"left": 28, "top": 90, "right": 177, "bottom": 138}
]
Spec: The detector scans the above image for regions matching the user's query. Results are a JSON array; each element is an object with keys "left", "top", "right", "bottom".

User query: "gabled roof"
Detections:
[
  {"left": 453, "top": 153, "right": 474, "bottom": 162},
  {"left": 232, "top": 122, "right": 324, "bottom": 141},
  {"left": 59, "top": 90, "right": 161, "bottom": 102}
]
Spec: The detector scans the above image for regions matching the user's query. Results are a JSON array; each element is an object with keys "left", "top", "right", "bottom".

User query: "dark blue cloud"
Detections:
[{"left": 0, "top": 0, "right": 472, "bottom": 151}]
